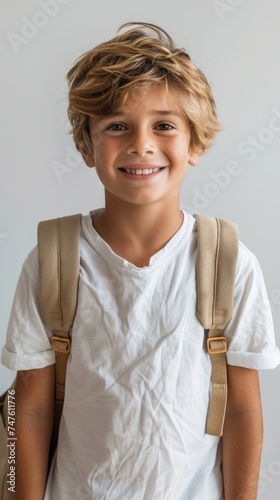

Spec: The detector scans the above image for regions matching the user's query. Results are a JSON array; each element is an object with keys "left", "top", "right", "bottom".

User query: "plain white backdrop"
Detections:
[{"left": 1, "top": 1, "right": 280, "bottom": 497}]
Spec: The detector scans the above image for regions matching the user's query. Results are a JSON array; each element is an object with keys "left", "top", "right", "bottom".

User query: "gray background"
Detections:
[{"left": 1, "top": 1, "right": 279, "bottom": 497}]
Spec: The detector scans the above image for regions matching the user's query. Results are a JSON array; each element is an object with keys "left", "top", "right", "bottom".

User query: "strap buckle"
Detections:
[
  {"left": 51, "top": 335, "right": 71, "bottom": 354},
  {"left": 207, "top": 336, "right": 227, "bottom": 355}
]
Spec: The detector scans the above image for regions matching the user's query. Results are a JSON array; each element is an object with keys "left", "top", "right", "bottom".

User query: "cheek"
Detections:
[
  {"left": 91, "top": 140, "right": 110, "bottom": 165},
  {"left": 91, "top": 132, "right": 106, "bottom": 152},
  {"left": 169, "top": 141, "right": 191, "bottom": 163}
]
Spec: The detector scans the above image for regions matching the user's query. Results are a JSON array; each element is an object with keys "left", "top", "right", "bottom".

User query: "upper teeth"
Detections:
[{"left": 124, "top": 168, "right": 160, "bottom": 175}]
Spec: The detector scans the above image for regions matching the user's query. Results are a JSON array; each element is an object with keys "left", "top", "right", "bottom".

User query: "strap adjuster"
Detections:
[
  {"left": 207, "top": 336, "right": 227, "bottom": 355},
  {"left": 51, "top": 335, "right": 71, "bottom": 353}
]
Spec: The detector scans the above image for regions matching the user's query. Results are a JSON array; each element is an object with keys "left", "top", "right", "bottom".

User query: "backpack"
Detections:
[{"left": 0, "top": 213, "right": 238, "bottom": 499}]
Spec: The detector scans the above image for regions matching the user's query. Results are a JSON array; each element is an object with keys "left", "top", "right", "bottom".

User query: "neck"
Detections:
[{"left": 92, "top": 194, "right": 184, "bottom": 266}]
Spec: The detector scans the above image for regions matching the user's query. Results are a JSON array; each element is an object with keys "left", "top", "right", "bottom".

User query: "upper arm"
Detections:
[{"left": 15, "top": 364, "right": 55, "bottom": 418}]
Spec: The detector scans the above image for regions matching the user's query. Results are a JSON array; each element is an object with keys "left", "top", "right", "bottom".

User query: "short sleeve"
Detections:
[
  {"left": 225, "top": 242, "right": 280, "bottom": 370},
  {"left": 1, "top": 247, "right": 55, "bottom": 371}
]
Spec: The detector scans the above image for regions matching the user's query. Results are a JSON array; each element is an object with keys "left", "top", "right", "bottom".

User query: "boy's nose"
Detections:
[{"left": 127, "top": 129, "right": 156, "bottom": 156}]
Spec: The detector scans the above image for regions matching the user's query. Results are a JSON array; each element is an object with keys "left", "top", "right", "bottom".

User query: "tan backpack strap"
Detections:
[
  {"left": 37, "top": 214, "right": 82, "bottom": 402},
  {"left": 37, "top": 214, "right": 82, "bottom": 334},
  {"left": 194, "top": 214, "right": 239, "bottom": 436}
]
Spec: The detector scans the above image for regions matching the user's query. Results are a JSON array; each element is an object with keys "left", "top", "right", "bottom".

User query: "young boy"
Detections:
[{"left": 2, "top": 22, "right": 279, "bottom": 500}]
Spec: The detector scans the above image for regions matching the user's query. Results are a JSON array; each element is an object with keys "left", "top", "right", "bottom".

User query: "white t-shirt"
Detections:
[{"left": 2, "top": 210, "right": 279, "bottom": 500}]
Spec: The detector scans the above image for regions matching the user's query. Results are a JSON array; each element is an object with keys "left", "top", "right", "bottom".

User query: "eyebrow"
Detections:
[
  {"left": 151, "top": 110, "right": 182, "bottom": 117},
  {"left": 100, "top": 110, "right": 183, "bottom": 119}
]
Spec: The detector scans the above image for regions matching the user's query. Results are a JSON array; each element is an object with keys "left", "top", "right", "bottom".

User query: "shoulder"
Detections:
[
  {"left": 235, "top": 240, "right": 266, "bottom": 293},
  {"left": 19, "top": 245, "right": 40, "bottom": 284},
  {"left": 193, "top": 213, "right": 263, "bottom": 285}
]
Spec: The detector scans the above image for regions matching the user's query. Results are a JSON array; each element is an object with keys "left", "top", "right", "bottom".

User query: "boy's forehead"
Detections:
[{"left": 102, "top": 86, "right": 185, "bottom": 117}]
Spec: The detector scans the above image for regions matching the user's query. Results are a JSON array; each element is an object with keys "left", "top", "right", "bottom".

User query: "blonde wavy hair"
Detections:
[{"left": 67, "top": 22, "right": 222, "bottom": 155}]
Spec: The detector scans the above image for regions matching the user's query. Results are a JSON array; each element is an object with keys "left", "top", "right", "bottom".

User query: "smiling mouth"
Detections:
[{"left": 119, "top": 167, "right": 165, "bottom": 176}]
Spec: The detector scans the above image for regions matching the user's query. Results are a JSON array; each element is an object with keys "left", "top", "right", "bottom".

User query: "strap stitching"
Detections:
[
  {"left": 56, "top": 218, "right": 63, "bottom": 328},
  {"left": 212, "top": 218, "right": 220, "bottom": 327}
]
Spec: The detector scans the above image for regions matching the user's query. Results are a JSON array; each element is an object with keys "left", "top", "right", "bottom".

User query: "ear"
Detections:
[
  {"left": 188, "top": 151, "right": 200, "bottom": 167},
  {"left": 79, "top": 146, "right": 95, "bottom": 168}
]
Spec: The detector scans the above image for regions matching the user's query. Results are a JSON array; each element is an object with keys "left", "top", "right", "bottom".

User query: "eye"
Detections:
[
  {"left": 155, "top": 122, "right": 175, "bottom": 131},
  {"left": 105, "top": 122, "right": 127, "bottom": 131}
]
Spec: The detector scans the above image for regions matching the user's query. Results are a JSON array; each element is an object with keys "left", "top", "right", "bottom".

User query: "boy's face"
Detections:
[{"left": 80, "top": 85, "right": 199, "bottom": 208}]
